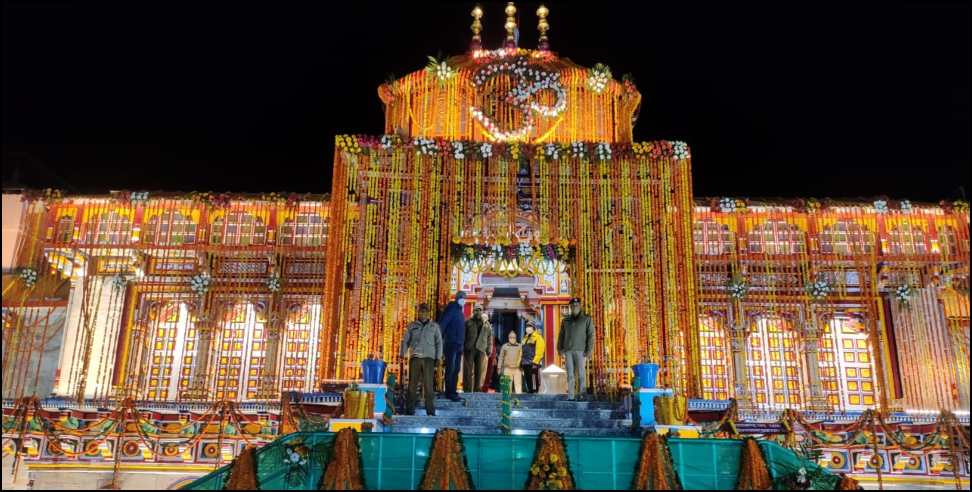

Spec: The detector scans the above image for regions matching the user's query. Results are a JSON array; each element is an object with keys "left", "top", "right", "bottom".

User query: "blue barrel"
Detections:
[
  {"left": 632, "top": 363, "right": 660, "bottom": 389},
  {"left": 361, "top": 359, "right": 386, "bottom": 384}
]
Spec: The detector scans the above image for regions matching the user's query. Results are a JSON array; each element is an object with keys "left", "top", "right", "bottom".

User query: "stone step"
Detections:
[
  {"left": 392, "top": 416, "right": 629, "bottom": 429},
  {"left": 388, "top": 425, "right": 638, "bottom": 437}
]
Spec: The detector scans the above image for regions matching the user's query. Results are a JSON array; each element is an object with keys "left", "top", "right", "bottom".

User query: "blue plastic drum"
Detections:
[
  {"left": 361, "top": 359, "right": 386, "bottom": 384},
  {"left": 632, "top": 363, "right": 660, "bottom": 389}
]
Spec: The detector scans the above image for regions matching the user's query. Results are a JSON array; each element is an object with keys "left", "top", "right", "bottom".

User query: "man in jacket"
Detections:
[
  {"left": 463, "top": 305, "right": 492, "bottom": 393},
  {"left": 556, "top": 297, "right": 594, "bottom": 401},
  {"left": 520, "top": 319, "right": 545, "bottom": 393},
  {"left": 400, "top": 303, "right": 443, "bottom": 416},
  {"left": 437, "top": 291, "right": 467, "bottom": 402}
]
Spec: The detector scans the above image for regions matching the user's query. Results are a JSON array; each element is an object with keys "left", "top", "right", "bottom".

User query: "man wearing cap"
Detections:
[
  {"left": 400, "top": 303, "right": 443, "bottom": 416},
  {"left": 437, "top": 291, "right": 467, "bottom": 402},
  {"left": 557, "top": 297, "right": 594, "bottom": 401},
  {"left": 463, "top": 305, "right": 492, "bottom": 393}
]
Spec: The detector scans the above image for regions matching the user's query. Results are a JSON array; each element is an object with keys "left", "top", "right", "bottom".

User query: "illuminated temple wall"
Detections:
[{"left": 1, "top": 192, "right": 969, "bottom": 412}]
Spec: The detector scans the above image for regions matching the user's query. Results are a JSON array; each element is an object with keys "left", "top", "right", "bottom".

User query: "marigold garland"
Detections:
[
  {"left": 631, "top": 431, "right": 681, "bottom": 490},
  {"left": 418, "top": 428, "right": 475, "bottom": 490},
  {"left": 526, "top": 431, "right": 575, "bottom": 490},
  {"left": 320, "top": 428, "right": 365, "bottom": 490},
  {"left": 736, "top": 437, "right": 772, "bottom": 490},
  {"left": 224, "top": 444, "right": 259, "bottom": 490}
]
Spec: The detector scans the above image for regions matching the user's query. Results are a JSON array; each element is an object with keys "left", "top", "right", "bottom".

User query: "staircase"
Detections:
[{"left": 388, "top": 393, "right": 635, "bottom": 437}]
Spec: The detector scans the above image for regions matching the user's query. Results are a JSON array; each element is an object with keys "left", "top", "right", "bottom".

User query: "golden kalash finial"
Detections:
[
  {"left": 470, "top": 5, "right": 484, "bottom": 51},
  {"left": 504, "top": 2, "right": 518, "bottom": 49},
  {"left": 536, "top": 4, "right": 550, "bottom": 50}
]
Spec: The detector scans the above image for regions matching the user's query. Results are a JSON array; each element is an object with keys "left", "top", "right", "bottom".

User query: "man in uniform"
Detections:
[
  {"left": 463, "top": 305, "right": 492, "bottom": 392},
  {"left": 400, "top": 303, "right": 443, "bottom": 415},
  {"left": 556, "top": 297, "right": 594, "bottom": 401}
]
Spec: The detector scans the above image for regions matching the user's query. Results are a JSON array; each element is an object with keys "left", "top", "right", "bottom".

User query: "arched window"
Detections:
[
  {"left": 213, "top": 302, "right": 268, "bottom": 401},
  {"left": 280, "top": 303, "right": 322, "bottom": 391},
  {"left": 694, "top": 220, "right": 734, "bottom": 255},
  {"left": 820, "top": 221, "right": 873, "bottom": 255},
  {"left": 887, "top": 222, "right": 927, "bottom": 255},
  {"left": 748, "top": 220, "right": 805, "bottom": 255},
  {"left": 143, "top": 211, "right": 197, "bottom": 245},
  {"left": 936, "top": 225, "right": 966, "bottom": 257},
  {"left": 818, "top": 316, "right": 878, "bottom": 409},
  {"left": 210, "top": 212, "right": 266, "bottom": 246},
  {"left": 143, "top": 302, "right": 196, "bottom": 401},
  {"left": 84, "top": 211, "right": 132, "bottom": 245},
  {"left": 280, "top": 213, "right": 326, "bottom": 247},
  {"left": 747, "top": 316, "right": 805, "bottom": 409},
  {"left": 55, "top": 215, "right": 74, "bottom": 243},
  {"left": 698, "top": 314, "right": 733, "bottom": 400}
]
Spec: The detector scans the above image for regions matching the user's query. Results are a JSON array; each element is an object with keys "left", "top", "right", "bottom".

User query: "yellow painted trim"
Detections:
[
  {"left": 851, "top": 475, "right": 969, "bottom": 486},
  {"left": 26, "top": 463, "right": 217, "bottom": 472}
]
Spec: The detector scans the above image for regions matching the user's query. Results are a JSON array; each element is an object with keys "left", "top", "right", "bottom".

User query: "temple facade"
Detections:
[{"left": 2, "top": 3, "right": 969, "bottom": 488}]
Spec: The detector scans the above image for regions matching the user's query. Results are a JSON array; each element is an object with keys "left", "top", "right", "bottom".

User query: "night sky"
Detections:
[{"left": 2, "top": 1, "right": 969, "bottom": 201}]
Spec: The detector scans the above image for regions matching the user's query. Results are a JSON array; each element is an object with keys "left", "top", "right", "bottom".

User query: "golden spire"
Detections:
[
  {"left": 537, "top": 4, "right": 550, "bottom": 50},
  {"left": 504, "top": 2, "right": 518, "bottom": 49},
  {"left": 470, "top": 5, "right": 484, "bottom": 51}
]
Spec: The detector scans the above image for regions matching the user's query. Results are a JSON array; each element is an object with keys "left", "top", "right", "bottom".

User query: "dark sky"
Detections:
[{"left": 2, "top": 1, "right": 969, "bottom": 201}]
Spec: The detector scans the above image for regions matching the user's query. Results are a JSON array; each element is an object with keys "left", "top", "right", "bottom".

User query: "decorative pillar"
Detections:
[
  {"left": 801, "top": 310, "right": 831, "bottom": 412},
  {"left": 729, "top": 303, "right": 754, "bottom": 412},
  {"left": 256, "top": 301, "right": 285, "bottom": 400},
  {"left": 183, "top": 306, "right": 214, "bottom": 401}
]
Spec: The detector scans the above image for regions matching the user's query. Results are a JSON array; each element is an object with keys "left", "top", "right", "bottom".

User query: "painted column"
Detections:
[
  {"left": 256, "top": 297, "right": 285, "bottom": 400},
  {"left": 801, "top": 310, "right": 831, "bottom": 412},
  {"left": 729, "top": 302, "right": 753, "bottom": 411}
]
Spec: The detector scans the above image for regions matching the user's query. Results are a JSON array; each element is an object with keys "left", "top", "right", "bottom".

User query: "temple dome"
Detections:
[{"left": 378, "top": 48, "right": 641, "bottom": 144}]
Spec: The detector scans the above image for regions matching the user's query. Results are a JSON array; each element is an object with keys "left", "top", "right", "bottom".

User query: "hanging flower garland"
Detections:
[
  {"left": 736, "top": 437, "right": 772, "bottom": 490},
  {"left": 19, "top": 267, "right": 38, "bottom": 289},
  {"left": 631, "top": 432, "right": 681, "bottom": 490},
  {"left": 190, "top": 273, "right": 211, "bottom": 296},
  {"left": 594, "top": 142, "right": 612, "bottom": 161},
  {"left": 267, "top": 275, "right": 282, "bottom": 293},
  {"left": 805, "top": 279, "right": 832, "bottom": 302},
  {"left": 319, "top": 428, "right": 365, "bottom": 490},
  {"left": 425, "top": 55, "right": 456, "bottom": 83},
  {"left": 587, "top": 63, "right": 612, "bottom": 93},
  {"left": 893, "top": 284, "right": 914, "bottom": 305},
  {"left": 727, "top": 276, "right": 749, "bottom": 300}
]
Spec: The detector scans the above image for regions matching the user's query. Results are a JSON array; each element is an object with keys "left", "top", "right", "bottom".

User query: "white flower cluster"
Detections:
[
  {"left": 873, "top": 200, "right": 889, "bottom": 213},
  {"left": 190, "top": 273, "right": 211, "bottom": 296},
  {"left": 544, "top": 143, "right": 561, "bottom": 160},
  {"left": 570, "top": 142, "right": 587, "bottom": 158},
  {"left": 479, "top": 143, "right": 493, "bottom": 159},
  {"left": 380, "top": 135, "right": 395, "bottom": 150},
  {"left": 130, "top": 191, "right": 149, "bottom": 203},
  {"left": 413, "top": 138, "right": 438, "bottom": 156},
  {"left": 283, "top": 447, "right": 307, "bottom": 467},
  {"left": 727, "top": 278, "right": 749, "bottom": 299},
  {"left": 19, "top": 267, "right": 38, "bottom": 288},
  {"left": 594, "top": 142, "right": 612, "bottom": 161},
  {"left": 672, "top": 141, "right": 690, "bottom": 160},
  {"left": 469, "top": 57, "right": 567, "bottom": 142},
  {"left": 805, "top": 280, "right": 831, "bottom": 300},
  {"left": 587, "top": 63, "right": 612, "bottom": 93},
  {"left": 112, "top": 274, "right": 128, "bottom": 291},
  {"left": 719, "top": 197, "right": 737, "bottom": 213},
  {"left": 426, "top": 56, "right": 456, "bottom": 82},
  {"left": 899, "top": 200, "right": 913, "bottom": 214},
  {"left": 452, "top": 142, "right": 466, "bottom": 160},
  {"left": 267, "top": 275, "right": 282, "bottom": 293},
  {"left": 894, "top": 284, "right": 913, "bottom": 304}
]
